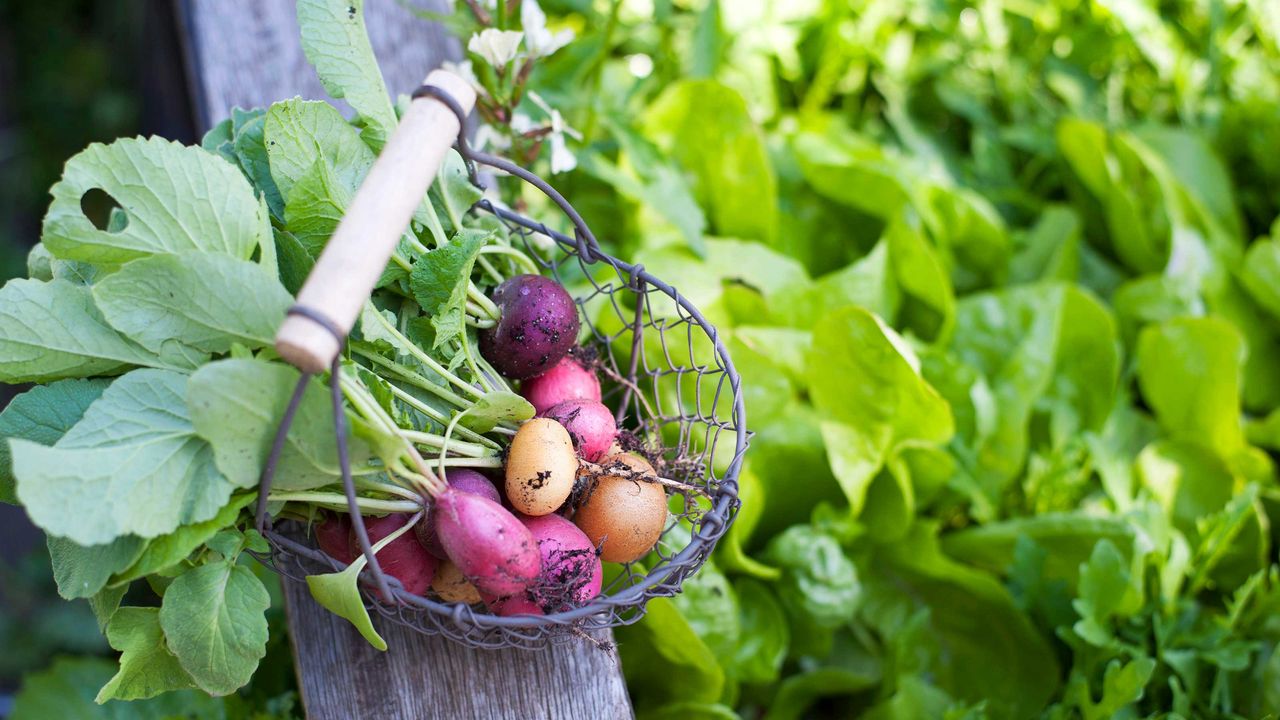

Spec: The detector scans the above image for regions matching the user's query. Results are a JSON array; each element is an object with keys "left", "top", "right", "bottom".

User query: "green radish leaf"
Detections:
[
  {"left": 187, "top": 359, "right": 365, "bottom": 491},
  {"left": 97, "top": 607, "right": 197, "bottom": 702},
  {"left": 89, "top": 583, "right": 129, "bottom": 633},
  {"left": 9, "top": 657, "right": 223, "bottom": 720},
  {"left": 93, "top": 253, "right": 292, "bottom": 356},
  {"left": 230, "top": 110, "right": 285, "bottom": 220},
  {"left": 12, "top": 369, "right": 236, "bottom": 545},
  {"left": 159, "top": 559, "right": 270, "bottom": 696},
  {"left": 111, "top": 494, "right": 256, "bottom": 586},
  {"left": 459, "top": 391, "right": 535, "bottom": 433},
  {"left": 410, "top": 229, "right": 492, "bottom": 351},
  {"left": 201, "top": 117, "right": 235, "bottom": 161},
  {"left": 47, "top": 534, "right": 146, "bottom": 600},
  {"left": 0, "top": 279, "right": 175, "bottom": 383},
  {"left": 273, "top": 228, "right": 316, "bottom": 296},
  {"left": 284, "top": 158, "right": 353, "bottom": 256},
  {"left": 42, "top": 137, "right": 268, "bottom": 264},
  {"left": 429, "top": 151, "right": 484, "bottom": 234},
  {"left": 27, "top": 243, "right": 53, "bottom": 280},
  {"left": 0, "top": 377, "right": 110, "bottom": 504},
  {"left": 297, "top": 0, "right": 396, "bottom": 151},
  {"left": 265, "top": 98, "right": 375, "bottom": 200},
  {"left": 305, "top": 555, "right": 388, "bottom": 651}
]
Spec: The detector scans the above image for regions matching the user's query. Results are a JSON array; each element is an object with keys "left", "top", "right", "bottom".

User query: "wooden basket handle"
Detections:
[{"left": 275, "top": 70, "right": 477, "bottom": 373}]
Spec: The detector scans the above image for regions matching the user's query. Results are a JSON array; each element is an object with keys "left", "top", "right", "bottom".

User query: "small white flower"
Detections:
[
  {"left": 522, "top": 0, "right": 574, "bottom": 59},
  {"left": 468, "top": 29, "right": 523, "bottom": 68},
  {"left": 526, "top": 91, "right": 581, "bottom": 174}
]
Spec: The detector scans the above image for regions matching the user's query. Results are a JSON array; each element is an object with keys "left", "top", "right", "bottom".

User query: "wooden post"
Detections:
[{"left": 177, "top": 3, "right": 634, "bottom": 717}]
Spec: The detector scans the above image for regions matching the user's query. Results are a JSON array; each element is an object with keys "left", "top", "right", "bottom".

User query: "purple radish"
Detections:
[
  {"left": 435, "top": 488, "right": 541, "bottom": 597},
  {"left": 542, "top": 399, "right": 617, "bottom": 462},
  {"left": 520, "top": 354, "right": 601, "bottom": 415},
  {"left": 416, "top": 469, "right": 501, "bottom": 559},
  {"left": 349, "top": 513, "right": 438, "bottom": 596},
  {"left": 480, "top": 275, "right": 580, "bottom": 380}
]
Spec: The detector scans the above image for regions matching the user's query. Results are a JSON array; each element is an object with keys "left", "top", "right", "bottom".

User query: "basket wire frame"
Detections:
[{"left": 253, "top": 83, "right": 749, "bottom": 650}]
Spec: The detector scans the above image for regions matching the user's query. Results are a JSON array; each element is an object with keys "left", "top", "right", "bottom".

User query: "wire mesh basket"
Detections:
[{"left": 255, "top": 83, "right": 749, "bottom": 650}]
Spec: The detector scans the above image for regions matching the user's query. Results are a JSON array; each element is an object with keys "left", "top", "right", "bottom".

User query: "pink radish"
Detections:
[
  {"left": 434, "top": 488, "right": 541, "bottom": 597},
  {"left": 415, "top": 469, "right": 501, "bottom": 558},
  {"left": 521, "top": 355, "right": 601, "bottom": 415},
  {"left": 542, "top": 399, "right": 617, "bottom": 462},
  {"left": 484, "top": 513, "right": 603, "bottom": 616}
]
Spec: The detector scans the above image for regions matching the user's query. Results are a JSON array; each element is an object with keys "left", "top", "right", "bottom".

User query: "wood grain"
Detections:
[
  {"left": 180, "top": 2, "right": 635, "bottom": 717},
  {"left": 282, "top": 577, "right": 634, "bottom": 720},
  {"left": 178, "top": 0, "right": 461, "bottom": 129}
]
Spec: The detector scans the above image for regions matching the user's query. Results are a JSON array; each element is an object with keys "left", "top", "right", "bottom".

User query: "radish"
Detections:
[
  {"left": 520, "top": 354, "right": 601, "bottom": 414},
  {"left": 574, "top": 452, "right": 667, "bottom": 563},
  {"left": 415, "top": 469, "right": 501, "bottom": 559},
  {"left": 315, "top": 512, "right": 357, "bottom": 565},
  {"left": 479, "top": 274, "right": 580, "bottom": 380},
  {"left": 350, "top": 513, "right": 439, "bottom": 596},
  {"left": 485, "top": 513, "right": 602, "bottom": 616},
  {"left": 505, "top": 418, "right": 578, "bottom": 516},
  {"left": 542, "top": 399, "right": 617, "bottom": 462},
  {"left": 434, "top": 488, "right": 541, "bottom": 597},
  {"left": 432, "top": 560, "right": 482, "bottom": 604}
]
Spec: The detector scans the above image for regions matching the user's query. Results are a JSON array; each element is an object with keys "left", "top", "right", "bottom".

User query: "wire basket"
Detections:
[{"left": 255, "top": 84, "right": 749, "bottom": 650}]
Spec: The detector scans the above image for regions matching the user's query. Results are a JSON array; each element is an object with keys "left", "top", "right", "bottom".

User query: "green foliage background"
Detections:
[
  {"left": 5, "top": 0, "right": 1280, "bottom": 718},
  {"left": 514, "top": 0, "right": 1280, "bottom": 717}
]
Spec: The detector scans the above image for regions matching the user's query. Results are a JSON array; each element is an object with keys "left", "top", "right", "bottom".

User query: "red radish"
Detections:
[
  {"left": 480, "top": 274, "right": 580, "bottom": 380},
  {"left": 484, "top": 514, "right": 603, "bottom": 616},
  {"left": 521, "top": 355, "right": 601, "bottom": 414},
  {"left": 434, "top": 488, "right": 541, "bottom": 597},
  {"left": 415, "top": 469, "right": 501, "bottom": 558},
  {"left": 542, "top": 399, "right": 617, "bottom": 462},
  {"left": 350, "top": 513, "right": 438, "bottom": 596},
  {"left": 315, "top": 512, "right": 357, "bottom": 565}
]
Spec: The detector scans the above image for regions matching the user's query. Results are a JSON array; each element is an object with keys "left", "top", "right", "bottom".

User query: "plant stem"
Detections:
[
  {"left": 368, "top": 310, "right": 484, "bottom": 400},
  {"left": 460, "top": 331, "right": 495, "bottom": 394},
  {"left": 401, "top": 429, "right": 495, "bottom": 458},
  {"left": 383, "top": 382, "right": 500, "bottom": 448},
  {"left": 354, "top": 476, "right": 421, "bottom": 501},
  {"left": 477, "top": 255, "right": 506, "bottom": 284},
  {"left": 268, "top": 492, "right": 423, "bottom": 514},
  {"left": 353, "top": 348, "right": 472, "bottom": 408},
  {"left": 479, "top": 244, "right": 540, "bottom": 274},
  {"left": 440, "top": 456, "right": 504, "bottom": 468}
]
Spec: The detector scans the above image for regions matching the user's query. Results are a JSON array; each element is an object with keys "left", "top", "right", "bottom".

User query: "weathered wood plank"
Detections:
[
  {"left": 282, "top": 578, "right": 633, "bottom": 720},
  {"left": 179, "top": 3, "right": 635, "bottom": 718},
  {"left": 178, "top": 0, "right": 461, "bottom": 128}
]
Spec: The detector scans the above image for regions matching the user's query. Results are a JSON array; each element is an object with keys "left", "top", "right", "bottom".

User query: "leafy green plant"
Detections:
[{"left": 441, "top": 0, "right": 1280, "bottom": 716}]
